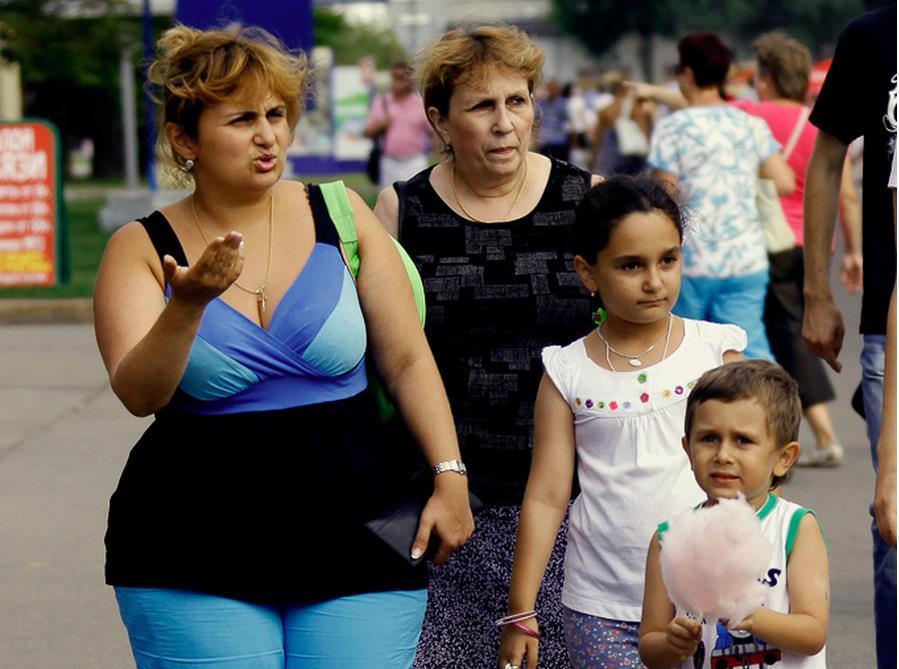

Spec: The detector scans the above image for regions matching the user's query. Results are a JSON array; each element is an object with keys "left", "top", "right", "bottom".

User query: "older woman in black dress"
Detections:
[{"left": 375, "top": 24, "right": 602, "bottom": 669}]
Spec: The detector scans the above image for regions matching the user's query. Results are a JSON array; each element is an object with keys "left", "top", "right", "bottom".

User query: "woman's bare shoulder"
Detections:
[
  {"left": 374, "top": 186, "right": 399, "bottom": 236},
  {"left": 99, "top": 218, "right": 166, "bottom": 290}
]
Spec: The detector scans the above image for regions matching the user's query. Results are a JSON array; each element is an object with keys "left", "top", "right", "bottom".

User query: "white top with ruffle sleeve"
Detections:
[{"left": 542, "top": 318, "right": 747, "bottom": 622}]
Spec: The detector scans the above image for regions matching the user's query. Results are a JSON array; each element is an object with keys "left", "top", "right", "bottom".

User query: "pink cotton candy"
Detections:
[{"left": 660, "top": 495, "right": 773, "bottom": 624}]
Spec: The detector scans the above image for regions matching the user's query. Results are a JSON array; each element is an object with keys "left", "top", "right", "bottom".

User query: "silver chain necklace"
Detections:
[{"left": 598, "top": 313, "right": 673, "bottom": 369}]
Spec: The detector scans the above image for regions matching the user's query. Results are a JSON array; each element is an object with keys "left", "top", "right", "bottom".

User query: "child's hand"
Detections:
[
  {"left": 498, "top": 620, "right": 539, "bottom": 669},
  {"left": 728, "top": 611, "right": 756, "bottom": 633},
  {"left": 666, "top": 616, "right": 701, "bottom": 660}
]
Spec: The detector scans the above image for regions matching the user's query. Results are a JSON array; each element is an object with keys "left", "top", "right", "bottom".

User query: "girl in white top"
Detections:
[{"left": 499, "top": 176, "right": 746, "bottom": 669}]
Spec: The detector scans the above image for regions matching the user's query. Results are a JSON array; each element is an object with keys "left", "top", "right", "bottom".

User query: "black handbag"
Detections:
[
  {"left": 365, "top": 94, "right": 389, "bottom": 185},
  {"left": 365, "top": 468, "right": 483, "bottom": 566},
  {"left": 366, "top": 139, "right": 381, "bottom": 184}
]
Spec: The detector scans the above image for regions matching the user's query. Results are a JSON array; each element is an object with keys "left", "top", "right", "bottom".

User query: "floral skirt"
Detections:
[{"left": 414, "top": 504, "right": 571, "bottom": 669}]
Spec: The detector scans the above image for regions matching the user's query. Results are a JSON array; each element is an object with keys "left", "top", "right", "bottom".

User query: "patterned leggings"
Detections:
[{"left": 563, "top": 608, "right": 646, "bottom": 669}]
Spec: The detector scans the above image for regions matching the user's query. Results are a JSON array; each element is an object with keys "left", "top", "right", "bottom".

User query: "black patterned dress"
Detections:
[{"left": 397, "top": 158, "right": 593, "bottom": 668}]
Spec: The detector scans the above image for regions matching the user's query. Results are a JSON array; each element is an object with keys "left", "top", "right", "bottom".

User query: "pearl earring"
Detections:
[{"left": 184, "top": 159, "right": 195, "bottom": 171}]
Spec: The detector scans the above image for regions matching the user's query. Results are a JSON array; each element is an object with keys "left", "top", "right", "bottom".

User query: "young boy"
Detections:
[{"left": 639, "top": 360, "right": 830, "bottom": 669}]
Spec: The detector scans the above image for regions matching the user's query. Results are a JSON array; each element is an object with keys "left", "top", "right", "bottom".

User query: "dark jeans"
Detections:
[{"left": 861, "top": 335, "right": 897, "bottom": 669}]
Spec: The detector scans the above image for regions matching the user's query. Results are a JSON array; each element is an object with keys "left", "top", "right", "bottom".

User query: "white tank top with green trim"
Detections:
[{"left": 661, "top": 494, "right": 827, "bottom": 669}]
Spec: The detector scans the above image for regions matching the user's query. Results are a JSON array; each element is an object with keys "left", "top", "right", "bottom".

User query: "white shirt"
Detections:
[
  {"left": 542, "top": 319, "right": 746, "bottom": 621},
  {"left": 648, "top": 106, "right": 781, "bottom": 278}
]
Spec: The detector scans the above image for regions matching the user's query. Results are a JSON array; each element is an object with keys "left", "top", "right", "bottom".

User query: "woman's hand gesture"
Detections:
[{"left": 164, "top": 231, "right": 245, "bottom": 306}]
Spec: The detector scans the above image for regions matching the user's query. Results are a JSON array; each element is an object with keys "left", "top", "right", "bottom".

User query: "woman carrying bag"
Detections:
[{"left": 735, "top": 31, "right": 861, "bottom": 467}]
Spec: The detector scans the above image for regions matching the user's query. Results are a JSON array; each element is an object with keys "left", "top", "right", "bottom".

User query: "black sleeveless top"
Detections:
[
  {"left": 105, "top": 185, "right": 426, "bottom": 603},
  {"left": 397, "top": 159, "right": 593, "bottom": 505}
]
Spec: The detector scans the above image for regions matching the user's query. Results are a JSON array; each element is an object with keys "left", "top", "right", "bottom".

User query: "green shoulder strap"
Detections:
[
  {"left": 319, "top": 180, "right": 426, "bottom": 325},
  {"left": 319, "top": 180, "right": 360, "bottom": 276}
]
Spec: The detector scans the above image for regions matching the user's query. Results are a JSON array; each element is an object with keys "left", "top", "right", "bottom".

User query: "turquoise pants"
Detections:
[{"left": 115, "top": 587, "right": 428, "bottom": 669}]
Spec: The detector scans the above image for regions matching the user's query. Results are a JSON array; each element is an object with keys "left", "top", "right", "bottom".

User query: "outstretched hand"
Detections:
[
  {"left": 164, "top": 232, "right": 244, "bottom": 306},
  {"left": 622, "top": 80, "right": 652, "bottom": 98}
]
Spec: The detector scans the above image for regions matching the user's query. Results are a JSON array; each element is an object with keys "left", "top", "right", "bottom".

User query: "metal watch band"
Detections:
[{"left": 432, "top": 459, "right": 468, "bottom": 476}]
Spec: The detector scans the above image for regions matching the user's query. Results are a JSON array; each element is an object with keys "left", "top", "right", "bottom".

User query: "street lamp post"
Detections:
[{"left": 120, "top": 45, "right": 139, "bottom": 190}]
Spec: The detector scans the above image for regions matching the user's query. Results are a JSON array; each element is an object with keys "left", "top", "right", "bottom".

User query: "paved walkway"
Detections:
[
  {"left": 0, "top": 275, "right": 879, "bottom": 667},
  {"left": 0, "top": 324, "right": 146, "bottom": 667}
]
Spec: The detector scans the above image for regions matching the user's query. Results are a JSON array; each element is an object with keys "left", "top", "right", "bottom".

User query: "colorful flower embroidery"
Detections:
[
  {"left": 623, "top": 401, "right": 632, "bottom": 409},
  {"left": 575, "top": 398, "right": 582, "bottom": 407},
  {"left": 609, "top": 401, "right": 618, "bottom": 410},
  {"left": 675, "top": 386, "right": 684, "bottom": 395},
  {"left": 637, "top": 373, "right": 648, "bottom": 384},
  {"left": 585, "top": 399, "right": 594, "bottom": 408},
  {"left": 640, "top": 393, "right": 650, "bottom": 403},
  {"left": 662, "top": 389, "right": 672, "bottom": 399},
  {"left": 597, "top": 401, "right": 605, "bottom": 409}
]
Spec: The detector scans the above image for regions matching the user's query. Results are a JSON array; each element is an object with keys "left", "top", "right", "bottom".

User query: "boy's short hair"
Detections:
[{"left": 685, "top": 360, "right": 801, "bottom": 488}]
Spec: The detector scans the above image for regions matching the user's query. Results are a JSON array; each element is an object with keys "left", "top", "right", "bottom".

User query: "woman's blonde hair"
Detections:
[
  {"left": 417, "top": 24, "right": 544, "bottom": 121},
  {"left": 147, "top": 23, "right": 308, "bottom": 180},
  {"left": 752, "top": 31, "right": 811, "bottom": 103}
]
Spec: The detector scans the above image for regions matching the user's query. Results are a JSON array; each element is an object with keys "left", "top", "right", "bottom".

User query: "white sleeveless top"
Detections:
[
  {"left": 661, "top": 495, "right": 827, "bottom": 669},
  {"left": 542, "top": 318, "right": 747, "bottom": 622}
]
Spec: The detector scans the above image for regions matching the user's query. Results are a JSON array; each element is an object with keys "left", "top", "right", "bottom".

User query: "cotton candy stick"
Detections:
[{"left": 660, "top": 494, "right": 773, "bottom": 625}]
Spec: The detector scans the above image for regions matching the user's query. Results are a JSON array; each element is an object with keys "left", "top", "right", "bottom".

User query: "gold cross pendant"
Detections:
[{"left": 256, "top": 290, "right": 267, "bottom": 323}]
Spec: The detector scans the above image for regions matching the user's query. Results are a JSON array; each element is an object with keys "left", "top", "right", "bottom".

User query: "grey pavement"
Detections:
[{"left": 0, "top": 275, "right": 881, "bottom": 668}]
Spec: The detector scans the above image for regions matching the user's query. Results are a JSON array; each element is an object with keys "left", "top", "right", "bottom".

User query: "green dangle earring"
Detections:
[{"left": 590, "top": 292, "right": 606, "bottom": 326}]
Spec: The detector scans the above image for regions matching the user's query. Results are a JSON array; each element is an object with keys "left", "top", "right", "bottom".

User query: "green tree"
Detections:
[
  {"left": 551, "top": 0, "right": 679, "bottom": 79},
  {"left": 1, "top": 0, "right": 142, "bottom": 177},
  {"left": 0, "top": 0, "right": 134, "bottom": 87},
  {"left": 1, "top": 4, "right": 410, "bottom": 178},
  {"left": 551, "top": 0, "right": 873, "bottom": 76},
  {"left": 313, "top": 7, "right": 405, "bottom": 67},
  {"left": 733, "top": 0, "right": 874, "bottom": 54}
]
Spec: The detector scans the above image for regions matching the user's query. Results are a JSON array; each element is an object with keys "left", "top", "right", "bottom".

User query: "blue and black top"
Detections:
[{"left": 105, "top": 184, "right": 427, "bottom": 603}]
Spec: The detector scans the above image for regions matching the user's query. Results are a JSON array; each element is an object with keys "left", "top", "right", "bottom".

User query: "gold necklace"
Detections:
[
  {"left": 451, "top": 157, "right": 529, "bottom": 223},
  {"left": 191, "top": 193, "right": 274, "bottom": 322}
]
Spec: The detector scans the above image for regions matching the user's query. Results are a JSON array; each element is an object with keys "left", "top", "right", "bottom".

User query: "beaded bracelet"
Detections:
[
  {"left": 495, "top": 610, "right": 537, "bottom": 627},
  {"left": 510, "top": 621, "right": 540, "bottom": 639}
]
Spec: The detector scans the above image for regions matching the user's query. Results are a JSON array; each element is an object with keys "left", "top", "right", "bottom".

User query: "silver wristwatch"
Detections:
[{"left": 432, "top": 459, "right": 468, "bottom": 476}]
